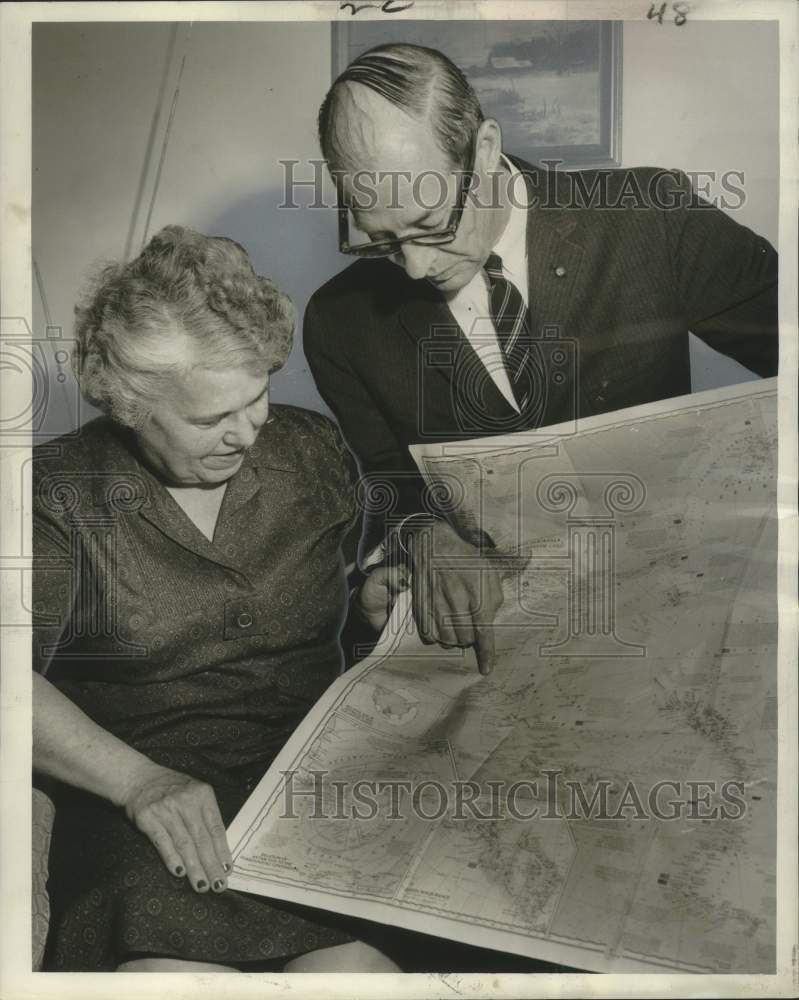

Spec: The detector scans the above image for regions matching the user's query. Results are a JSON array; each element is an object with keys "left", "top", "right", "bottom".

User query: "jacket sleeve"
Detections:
[
  {"left": 661, "top": 169, "right": 778, "bottom": 377},
  {"left": 304, "top": 294, "right": 432, "bottom": 554}
]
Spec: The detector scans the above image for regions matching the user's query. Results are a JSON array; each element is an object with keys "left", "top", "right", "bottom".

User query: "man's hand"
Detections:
[
  {"left": 356, "top": 563, "right": 410, "bottom": 632},
  {"left": 121, "top": 762, "right": 233, "bottom": 894},
  {"left": 404, "top": 519, "right": 504, "bottom": 675}
]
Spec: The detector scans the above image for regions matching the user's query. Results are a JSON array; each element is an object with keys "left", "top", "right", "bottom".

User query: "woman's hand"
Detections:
[
  {"left": 33, "top": 673, "right": 233, "bottom": 894},
  {"left": 356, "top": 564, "right": 410, "bottom": 632},
  {"left": 121, "top": 761, "right": 233, "bottom": 894}
]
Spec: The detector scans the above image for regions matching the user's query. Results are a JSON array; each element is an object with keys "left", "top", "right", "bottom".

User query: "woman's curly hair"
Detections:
[{"left": 72, "top": 226, "right": 295, "bottom": 428}]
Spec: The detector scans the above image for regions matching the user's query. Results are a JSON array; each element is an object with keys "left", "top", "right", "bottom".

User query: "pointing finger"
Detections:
[{"left": 473, "top": 622, "right": 495, "bottom": 676}]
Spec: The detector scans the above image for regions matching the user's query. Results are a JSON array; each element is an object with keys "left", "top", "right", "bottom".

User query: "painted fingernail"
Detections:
[
  {"left": 175, "top": 865, "right": 185, "bottom": 876},
  {"left": 213, "top": 879, "right": 224, "bottom": 891},
  {"left": 196, "top": 880, "right": 207, "bottom": 890}
]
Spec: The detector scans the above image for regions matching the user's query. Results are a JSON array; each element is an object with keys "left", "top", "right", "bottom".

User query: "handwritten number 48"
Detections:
[{"left": 648, "top": 2, "right": 689, "bottom": 25}]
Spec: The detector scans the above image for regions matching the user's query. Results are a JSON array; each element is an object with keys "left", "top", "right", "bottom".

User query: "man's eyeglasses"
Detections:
[{"left": 337, "top": 133, "right": 477, "bottom": 259}]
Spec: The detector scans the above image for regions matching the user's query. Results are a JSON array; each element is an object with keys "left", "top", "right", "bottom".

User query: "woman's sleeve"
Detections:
[
  {"left": 31, "top": 474, "right": 77, "bottom": 677},
  {"left": 314, "top": 413, "right": 365, "bottom": 571},
  {"left": 314, "top": 416, "right": 383, "bottom": 668}
]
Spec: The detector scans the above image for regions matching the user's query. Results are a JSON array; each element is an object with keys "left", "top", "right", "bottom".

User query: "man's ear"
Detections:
[{"left": 476, "top": 118, "right": 504, "bottom": 173}]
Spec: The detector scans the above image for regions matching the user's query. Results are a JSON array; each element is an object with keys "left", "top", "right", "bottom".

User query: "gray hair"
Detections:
[
  {"left": 72, "top": 226, "right": 295, "bottom": 428},
  {"left": 318, "top": 43, "right": 484, "bottom": 170}
]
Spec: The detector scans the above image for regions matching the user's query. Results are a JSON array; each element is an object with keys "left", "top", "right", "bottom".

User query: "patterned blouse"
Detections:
[{"left": 33, "top": 403, "right": 360, "bottom": 795}]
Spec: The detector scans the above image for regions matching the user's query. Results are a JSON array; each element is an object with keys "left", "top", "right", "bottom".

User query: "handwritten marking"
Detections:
[
  {"left": 647, "top": 2, "right": 689, "bottom": 25},
  {"left": 340, "top": 0, "right": 415, "bottom": 15}
]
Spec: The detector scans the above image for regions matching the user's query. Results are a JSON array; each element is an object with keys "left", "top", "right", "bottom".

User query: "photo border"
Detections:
[{"left": 1, "top": 2, "right": 796, "bottom": 998}]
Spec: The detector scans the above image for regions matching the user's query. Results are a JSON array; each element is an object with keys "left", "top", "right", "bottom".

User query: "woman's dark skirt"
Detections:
[{"left": 41, "top": 779, "right": 385, "bottom": 971}]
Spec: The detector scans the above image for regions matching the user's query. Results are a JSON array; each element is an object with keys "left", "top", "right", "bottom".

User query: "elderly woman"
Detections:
[{"left": 32, "top": 226, "right": 403, "bottom": 973}]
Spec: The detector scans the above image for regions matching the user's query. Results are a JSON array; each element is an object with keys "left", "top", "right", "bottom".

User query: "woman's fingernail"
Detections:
[
  {"left": 196, "top": 880, "right": 208, "bottom": 890},
  {"left": 175, "top": 865, "right": 185, "bottom": 876},
  {"left": 213, "top": 879, "right": 224, "bottom": 891}
]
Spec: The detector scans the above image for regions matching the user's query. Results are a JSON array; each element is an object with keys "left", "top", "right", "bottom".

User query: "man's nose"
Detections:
[{"left": 398, "top": 243, "right": 437, "bottom": 280}]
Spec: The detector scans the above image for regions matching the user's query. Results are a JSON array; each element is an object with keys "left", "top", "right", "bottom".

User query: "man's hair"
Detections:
[{"left": 318, "top": 43, "right": 484, "bottom": 169}]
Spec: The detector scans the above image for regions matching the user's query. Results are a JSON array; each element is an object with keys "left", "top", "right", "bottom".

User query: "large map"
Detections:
[{"left": 227, "top": 380, "right": 778, "bottom": 973}]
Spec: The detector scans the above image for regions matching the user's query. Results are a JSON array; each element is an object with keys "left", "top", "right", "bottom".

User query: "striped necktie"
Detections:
[{"left": 484, "top": 252, "right": 545, "bottom": 425}]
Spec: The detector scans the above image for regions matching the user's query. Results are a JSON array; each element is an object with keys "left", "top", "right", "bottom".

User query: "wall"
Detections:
[
  {"left": 32, "top": 21, "right": 344, "bottom": 436},
  {"left": 620, "top": 19, "right": 779, "bottom": 390},
  {"left": 32, "top": 18, "right": 780, "bottom": 436}
]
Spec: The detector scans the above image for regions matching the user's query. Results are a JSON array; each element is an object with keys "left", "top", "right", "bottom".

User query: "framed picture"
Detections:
[{"left": 332, "top": 20, "right": 622, "bottom": 168}]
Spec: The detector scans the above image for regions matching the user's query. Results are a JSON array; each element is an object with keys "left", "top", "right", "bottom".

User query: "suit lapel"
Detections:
[
  {"left": 395, "top": 159, "right": 592, "bottom": 435},
  {"left": 397, "top": 270, "right": 524, "bottom": 430},
  {"left": 514, "top": 160, "right": 594, "bottom": 423},
  {"left": 515, "top": 161, "right": 586, "bottom": 336},
  {"left": 397, "top": 287, "right": 458, "bottom": 394}
]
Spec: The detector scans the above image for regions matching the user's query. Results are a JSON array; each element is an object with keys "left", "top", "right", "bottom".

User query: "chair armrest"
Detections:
[{"left": 32, "top": 787, "right": 56, "bottom": 971}]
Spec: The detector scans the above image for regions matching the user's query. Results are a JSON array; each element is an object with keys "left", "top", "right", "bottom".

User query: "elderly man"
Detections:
[{"left": 304, "top": 42, "right": 778, "bottom": 675}]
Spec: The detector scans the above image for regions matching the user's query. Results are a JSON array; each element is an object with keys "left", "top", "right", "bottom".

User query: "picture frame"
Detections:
[{"left": 332, "top": 20, "right": 623, "bottom": 169}]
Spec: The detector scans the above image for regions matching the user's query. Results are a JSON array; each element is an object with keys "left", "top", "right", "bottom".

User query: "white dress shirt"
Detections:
[{"left": 444, "top": 157, "right": 530, "bottom": 413}]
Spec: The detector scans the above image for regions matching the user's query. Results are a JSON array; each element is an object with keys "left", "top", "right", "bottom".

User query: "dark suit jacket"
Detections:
[{"left": 304, "top": 161, "right": 778, "bottom": 541}]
